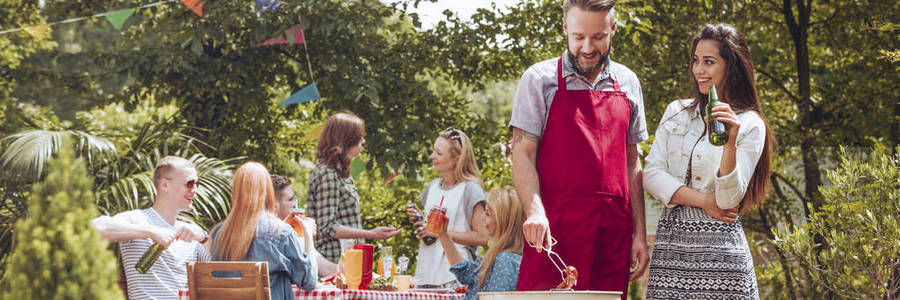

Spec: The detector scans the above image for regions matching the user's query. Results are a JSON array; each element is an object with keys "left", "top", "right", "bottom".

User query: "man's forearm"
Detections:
[
  {"left": 627, "top": 145, "right": 646, "bottom": 240},
  {"left": 511, "top": 129, "right": 543, "bottom": 217},
  {"left": 628, "top": 164, "right": 646, "bottom": 240},
  {"left": 513, "top": 157, "right": 544, "bottom": 217},
  {"left": 91, "top": 216, "right": 153, "bottom": 243}
]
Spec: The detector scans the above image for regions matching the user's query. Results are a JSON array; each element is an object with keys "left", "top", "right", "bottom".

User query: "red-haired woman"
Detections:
[
  {"left": 210, "top": 162, "right": 317, "bottom": 300},
  {"left": 307, "top": 112, "right": 400, "bottom": 264}
]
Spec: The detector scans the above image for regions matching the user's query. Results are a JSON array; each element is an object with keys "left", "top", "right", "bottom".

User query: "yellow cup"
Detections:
[
  {"left": 395, "top": 275, "right": 412, "bottom": 292},
  {"left": 344, "top": 249, "right": 363, "bottom": 290}
]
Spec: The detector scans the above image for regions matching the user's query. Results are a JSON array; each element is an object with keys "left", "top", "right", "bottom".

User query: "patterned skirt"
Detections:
[{"left": 646, "top": 206, "right": 759, "bottom": 300}]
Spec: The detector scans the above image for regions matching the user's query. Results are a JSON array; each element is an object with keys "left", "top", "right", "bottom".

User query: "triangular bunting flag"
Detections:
[
  {"left": 382, "top": 172, "right": 400, "bottom": 186},
  {"left": 350, "top": 158, "right": 366, "bottom": 178},
  {"left": 286, "top": 24, "right": 305, "bottom": 44},
  {"left": 105, "top": 8, "right": 136, "bottom": 30},
  {"left": 262, "top": 24, "right": 305, "bottom": 46},
  {"left": 23, "top": 24, "right": 50, "bottom": 39},
  {"left": 180, "top": 0, "right": 204, "bottom": 16},
  {"left": 256, "top": 0, "right": 283, "bottom": 11},
  {"left": 279, "top": 83, "right": 321, "bottom": 107}
]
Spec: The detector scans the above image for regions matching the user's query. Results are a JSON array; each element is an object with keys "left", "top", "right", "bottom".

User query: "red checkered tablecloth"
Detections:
[{"left": 179, "top": 287, "right": 463, "bottom": 300}]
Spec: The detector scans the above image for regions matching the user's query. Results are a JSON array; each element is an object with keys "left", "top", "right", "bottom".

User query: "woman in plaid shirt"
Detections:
[{"left": 307, "top": 112, "right": 401, "bottom": 263}]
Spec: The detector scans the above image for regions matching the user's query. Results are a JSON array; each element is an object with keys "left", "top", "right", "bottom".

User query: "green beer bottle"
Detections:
[
  {"left": 707, "top": 86, "right": 729, "bottom": 146},
  {"left": 135, "top": 242, "right": 164, "bottom": 274}
]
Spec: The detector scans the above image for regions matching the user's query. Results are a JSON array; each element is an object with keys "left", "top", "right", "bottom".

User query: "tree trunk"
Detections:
[
  {"left": 781, "top": 0, "right": 824, "bottom": 211},
  {"left": 780, "top": 0, "right": 831, "bottom": 297},
  {"left": 892, "top": 96, "right": 900, "bottom": 152}
]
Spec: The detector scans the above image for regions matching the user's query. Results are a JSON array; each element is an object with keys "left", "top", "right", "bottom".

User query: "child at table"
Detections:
[{"left": 437, "top": 187, "right": 525, "bottom": 300}]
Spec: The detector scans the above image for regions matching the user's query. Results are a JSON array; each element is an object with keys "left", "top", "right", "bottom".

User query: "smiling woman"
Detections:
[
  {"left": 406, "top": 127, "right": 489, "bottom": 289},
  {"left": 642, "top": 23, "right": 773, "bottom": 300}
]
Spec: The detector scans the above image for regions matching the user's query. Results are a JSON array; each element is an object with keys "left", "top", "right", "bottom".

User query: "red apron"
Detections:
[{"left": 516, "top": 57, "right": 633, "bottom": 296}]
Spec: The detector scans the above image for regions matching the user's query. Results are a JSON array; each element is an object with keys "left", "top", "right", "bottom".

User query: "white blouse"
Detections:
[{"left": 643, "top": 99, "right": 766, "bottom": 209}]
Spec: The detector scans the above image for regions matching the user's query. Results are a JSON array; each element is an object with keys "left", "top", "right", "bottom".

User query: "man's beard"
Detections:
[{"left": 567, "top": 48, "right": 609, "bottom": 77}]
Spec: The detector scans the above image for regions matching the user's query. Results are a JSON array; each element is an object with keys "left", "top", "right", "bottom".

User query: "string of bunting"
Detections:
[
  {"left": 0, "top": 0, "right": 180, "bottom": 36},
  {"left": 1, "top": 0, "right": 321, "bottom": 106}
]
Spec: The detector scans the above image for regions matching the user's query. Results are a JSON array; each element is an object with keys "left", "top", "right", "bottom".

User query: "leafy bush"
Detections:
[
  {"left": 3, "top": 138, "right": 123, "bottom": 299},
  {"left": 776, "top": 146, "right": 900, "bottom": 298}
]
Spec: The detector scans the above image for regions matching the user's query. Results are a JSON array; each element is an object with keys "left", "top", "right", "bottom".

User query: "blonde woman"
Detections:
[
  {"left": 439, "top": 188, "right": 525, "bottom": 300},
  {"left": 210, "top": 162, "right": 317, "bottom": 300},
  {"left": 407, "top": 127, "right": 490, "bottom": 288}
]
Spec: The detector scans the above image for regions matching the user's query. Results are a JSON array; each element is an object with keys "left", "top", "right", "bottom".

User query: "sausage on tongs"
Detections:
[{"left": 529, "top": 236, "right": 578, "bottom": 290}]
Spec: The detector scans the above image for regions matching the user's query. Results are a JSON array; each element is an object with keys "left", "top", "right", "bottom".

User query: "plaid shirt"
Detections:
[{"left": 307, "top": 163, "right": 361, "bottom": 262}]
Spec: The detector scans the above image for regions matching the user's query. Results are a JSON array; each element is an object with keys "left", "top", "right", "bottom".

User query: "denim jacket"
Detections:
[{"left": 211, "top": 213, "right": 317, "bottom": 300}]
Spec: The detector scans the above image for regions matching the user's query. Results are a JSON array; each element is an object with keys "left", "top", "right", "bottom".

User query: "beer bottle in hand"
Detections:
[
  {"left": 707, "top": 86, "right": 729, "bottom": 146},
  {"left": 135, "top": 242, "right": 164, "bottom": 274}
]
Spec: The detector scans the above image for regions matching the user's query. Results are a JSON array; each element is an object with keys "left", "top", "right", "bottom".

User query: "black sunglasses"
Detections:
[{"left": 167, "top": 177, "right": 198, "bottom": 190}]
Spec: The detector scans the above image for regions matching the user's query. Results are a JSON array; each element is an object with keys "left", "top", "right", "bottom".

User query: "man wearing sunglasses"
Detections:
[
  {"left": 509, "top": 0, "right": 649, "bottom": 296},
  {"left": 92, "top": 156, "right": 211, "bottom": 299}
]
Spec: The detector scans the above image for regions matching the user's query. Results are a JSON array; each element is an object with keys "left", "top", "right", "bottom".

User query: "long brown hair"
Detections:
[
  {"left": 686, "top": 23, "right": 773, "bottom": 212},
  {"left": 213, "top": 162, "right": 278, "bottom": 261},
  {"left": 438, "top": 128, "right": 483, "bottom": 186},
  {"left": 316, "top": 112, "right": 365, "bottom": 178},
  {"left": 478, "top": 188, "right": 525, "bottom": 287}
]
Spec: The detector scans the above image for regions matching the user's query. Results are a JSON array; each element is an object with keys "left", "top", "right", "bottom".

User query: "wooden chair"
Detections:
[{"left": 186, "top": 261, "right": 270, "bottom": 300}]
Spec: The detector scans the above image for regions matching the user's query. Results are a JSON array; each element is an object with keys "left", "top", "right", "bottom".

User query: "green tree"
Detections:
[
  {"left": 9, "top": 0, "right": 499, "bottom": 178},
  {"left": 776, "top": 145, "right": 900, "bottom": 298},
  {"left": 2, "top": 137, "right": 123, "bottom": 299}
]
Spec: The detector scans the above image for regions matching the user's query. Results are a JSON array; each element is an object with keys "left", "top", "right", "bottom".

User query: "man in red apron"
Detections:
[{"left": 509, "top": 0, "right": 649, "bottom": 297}]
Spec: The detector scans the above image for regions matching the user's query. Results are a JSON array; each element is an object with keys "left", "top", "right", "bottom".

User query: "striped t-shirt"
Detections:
[{"left": 117, "top": 208, "right": 211, "bottom": 300}]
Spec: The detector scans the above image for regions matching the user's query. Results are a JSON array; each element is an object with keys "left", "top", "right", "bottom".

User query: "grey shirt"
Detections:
[{"left": 509, "top": 51, "right": 649, "bottom": 144}]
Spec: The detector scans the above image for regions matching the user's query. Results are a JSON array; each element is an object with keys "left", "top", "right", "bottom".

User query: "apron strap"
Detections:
[
  {"left": 556, "top": 57, "right": 567, "bottom": 92},
  {"left": 611, "top": 73, "right": 623, "bottom": 93},
  {"left": 558, "top": 56, "right": 622, "bottom": 93}
]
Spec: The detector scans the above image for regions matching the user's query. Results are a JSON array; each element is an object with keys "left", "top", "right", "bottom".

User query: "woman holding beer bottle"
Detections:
[
  {"left": 406, "top": 127, "right": 489, "bottom": 289},
  {"left": 642, "top": 23, "right": 772, "bottom": 299}
]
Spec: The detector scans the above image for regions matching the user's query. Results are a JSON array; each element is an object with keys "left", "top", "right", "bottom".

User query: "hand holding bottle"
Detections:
[
  {"left": 149, "top": 227, "right": 176, "bottom": 248},
  {"left": 406, "top": 203, "right": 423, "bottom": 224},
  {"left": 710, "top": 102, "right": 741, "bottom": 147}
]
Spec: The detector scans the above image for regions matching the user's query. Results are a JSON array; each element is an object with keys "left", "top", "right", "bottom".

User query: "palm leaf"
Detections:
[
  {"left": 0, "top": 129, "right": 117, "bottom": 181},
  {"left": 182, "top": 154, "right": 240, "bottom": 229},
  {"left": 0, "top": 130, "right": 64, "bottom": 179}
]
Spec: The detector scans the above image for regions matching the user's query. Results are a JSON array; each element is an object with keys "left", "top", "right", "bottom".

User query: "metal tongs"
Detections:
[{"left": 529, "top": 236, "right": 576, "bottom": 289}]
